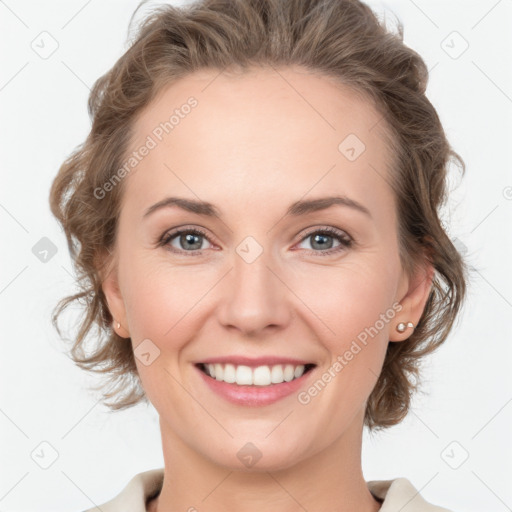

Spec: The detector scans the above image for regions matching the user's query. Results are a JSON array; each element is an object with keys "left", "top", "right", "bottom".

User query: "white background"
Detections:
[{"left": 1, "top": 0, "right": 511, "bottom": 511}]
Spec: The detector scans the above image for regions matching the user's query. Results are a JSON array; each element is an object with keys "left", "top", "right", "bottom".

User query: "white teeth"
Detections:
[
  {"left": 203, "top": 363, "right": 310, "bottom": 386},
  {"left": 283, "top": 364, "right": 295, "bottom": 382},
  {"left": 271, "top": 365, "right": 284, "bottom": 383},
  {"left": 223, "top": 363, "right": 236, "bottom": 383},
  {"left": 235, "top": 365, "right": 253, "bottom": 385},
  {"left": 294, "top": 365, "right": 305, "bottom": 378},
  {"left": 214, "top": 363, "right": 224, "bottom": 381},
  {"left": 253, "top": 366, "right": 271, "bottom": 386}
]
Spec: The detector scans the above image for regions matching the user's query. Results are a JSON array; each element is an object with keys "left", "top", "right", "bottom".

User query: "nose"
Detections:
[{"left": 216, "top": 246, "right": 293, "bottom": 337}]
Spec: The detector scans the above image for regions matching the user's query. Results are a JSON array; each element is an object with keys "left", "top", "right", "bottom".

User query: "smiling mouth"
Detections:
[{"left": 196, "top": 362, "right": 316, "bottom": 386}]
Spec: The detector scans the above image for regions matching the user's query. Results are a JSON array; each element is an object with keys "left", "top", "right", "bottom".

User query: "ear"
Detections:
[
  {"left": 96, "top": 248, "right": 130, "bottom": 339},
  {"left": 389, "top": 260, "right": 435, "bottom": 342}
]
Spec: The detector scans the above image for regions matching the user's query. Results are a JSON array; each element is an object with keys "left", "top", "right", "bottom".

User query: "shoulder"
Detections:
[
  {"left": 81, "top": 468, "right": 164, "bottom": 512},
  {"left": 367, "top": 477, "right": 454, "bottom": 511}
]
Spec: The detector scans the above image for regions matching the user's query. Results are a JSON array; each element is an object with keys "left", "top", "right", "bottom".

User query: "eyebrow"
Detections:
[{"left": 142, "top": 195, "right": 372, "bottom": 220}]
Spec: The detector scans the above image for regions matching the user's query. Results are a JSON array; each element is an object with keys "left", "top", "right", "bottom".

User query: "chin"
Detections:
[{"left": 200, "top": 436, "right": 311, "bottom": 473}]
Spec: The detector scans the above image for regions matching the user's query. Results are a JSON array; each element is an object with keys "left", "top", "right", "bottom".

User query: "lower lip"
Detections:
[{"left": 195, "top": 365, "right": 315, "bottom": 406}]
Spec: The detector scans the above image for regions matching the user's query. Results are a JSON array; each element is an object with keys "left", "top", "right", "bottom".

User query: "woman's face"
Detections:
[{"left": 103, "top": 66, "right": 431, "bottom": 470}]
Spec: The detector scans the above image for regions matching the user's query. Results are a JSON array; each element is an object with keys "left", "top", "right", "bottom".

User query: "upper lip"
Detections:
[{"left": 197, "top": 356, "right": 316, "bottom": 368}]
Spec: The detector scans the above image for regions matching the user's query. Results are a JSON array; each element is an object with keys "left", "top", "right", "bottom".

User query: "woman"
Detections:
[{"left": 49, "top": 0, "right": 468, "bottom": 510}]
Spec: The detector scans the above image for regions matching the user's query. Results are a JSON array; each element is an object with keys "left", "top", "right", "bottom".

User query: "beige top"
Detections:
[{"left": 83, "top": 468, "right": 454, "bottom": 512}]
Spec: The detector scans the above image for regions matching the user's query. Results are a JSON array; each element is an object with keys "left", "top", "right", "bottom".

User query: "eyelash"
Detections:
[{"left": 158, "top": 225, "right": 354, "bottom": 257}]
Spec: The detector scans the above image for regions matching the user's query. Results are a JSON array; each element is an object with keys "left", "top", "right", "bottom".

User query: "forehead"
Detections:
[{"left": 124, "top": 66, "right": 396, "bottom": 220}]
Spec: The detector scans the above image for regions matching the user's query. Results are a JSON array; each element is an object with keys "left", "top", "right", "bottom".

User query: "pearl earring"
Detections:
[
  {"left": 115, "top": 321, "right": 121, "bottom": 329},
  {"left": 396, "top": 321, "right": 414, "bottom": 333}
]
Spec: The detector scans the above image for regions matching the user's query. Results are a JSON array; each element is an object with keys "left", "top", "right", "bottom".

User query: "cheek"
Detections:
[
  {"left": 290, "top": 267, "right": 397, "bottom": 443},
  {"left": 120, "top": 260, "right": 204, "bottom": 404},
  {"left": 120, "top": 251, "right": 211, "bottom": 341},
  {"left": 295, "top": 260, "right": 396, "bottom": 339},
  {"left": 290, "top": 259, "right": 397, "bottom": 402}
]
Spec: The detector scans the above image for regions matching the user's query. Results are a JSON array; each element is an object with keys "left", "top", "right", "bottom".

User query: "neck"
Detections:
[{"left": 149, "top": 413, "right": 381, "bottom": 512}]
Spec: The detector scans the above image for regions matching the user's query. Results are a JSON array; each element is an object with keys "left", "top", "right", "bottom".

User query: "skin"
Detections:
[{"left": 102, "top": 66, "right": 434, "bottom": 512}]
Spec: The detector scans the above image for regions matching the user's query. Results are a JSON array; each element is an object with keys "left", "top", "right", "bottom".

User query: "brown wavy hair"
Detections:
[{"left": 49, "top": 0, "right": 469, "bottom": 430}]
